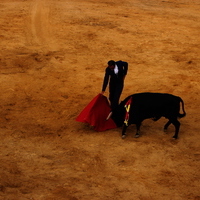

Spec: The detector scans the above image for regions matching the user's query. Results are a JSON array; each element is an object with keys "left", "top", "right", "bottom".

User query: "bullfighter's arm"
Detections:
[{"left": 102, "top": 68, "right": 110, "bottom": 93}]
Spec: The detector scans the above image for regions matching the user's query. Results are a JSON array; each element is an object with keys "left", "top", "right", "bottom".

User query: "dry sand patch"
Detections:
[{"left": 0, "top": 0, "right": 200, "bottom": 199}]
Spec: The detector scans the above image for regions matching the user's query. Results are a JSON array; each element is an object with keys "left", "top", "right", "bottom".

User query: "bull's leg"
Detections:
[
  {"left": 171, "top": 119, "right": 180, "bottom": 139},
  {"left": 164, "top": 120, "right": 171, "bottom": 132},
  {"left": 135, "top": 122, "right": 141, "bottom": 138},
  {"left": 122, "top": 124, "right": 128, "bottom": 139}
]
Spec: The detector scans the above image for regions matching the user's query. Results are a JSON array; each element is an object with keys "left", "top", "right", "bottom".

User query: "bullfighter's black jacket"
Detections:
[
  {"left": 102, "top": 60, "right": 128, "bottom": 92},
  {"left": 102, "top": 60, "right": 128, "bottom": 111}
]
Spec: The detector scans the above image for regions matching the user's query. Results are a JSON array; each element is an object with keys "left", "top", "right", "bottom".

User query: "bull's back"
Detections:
[{"left": 130, "top": 92, "right": 180, "bottom": 106}]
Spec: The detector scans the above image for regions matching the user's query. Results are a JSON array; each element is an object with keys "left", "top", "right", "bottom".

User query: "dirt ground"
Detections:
[{"left": 0, "top": 0, "right": 200, "bottom": 199}]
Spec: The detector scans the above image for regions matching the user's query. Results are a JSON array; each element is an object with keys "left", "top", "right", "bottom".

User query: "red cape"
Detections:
[{"left": 76, "top": 94, "right": 117, "bottom": 131}]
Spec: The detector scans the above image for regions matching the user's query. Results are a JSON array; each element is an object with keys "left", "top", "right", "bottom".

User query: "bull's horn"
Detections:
[{"left": 106, "top": 112, "right": 112, "bottom": 120}]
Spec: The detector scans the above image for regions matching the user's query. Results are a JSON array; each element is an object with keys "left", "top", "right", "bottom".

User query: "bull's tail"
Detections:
[{"left": 178, "top": 98, "right": 186, "bottom": 118}]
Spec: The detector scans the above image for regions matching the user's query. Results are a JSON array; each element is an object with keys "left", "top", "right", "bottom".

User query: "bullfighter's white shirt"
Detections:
[{"left": 114, "top": 64, "right": 118, "bottom": 74}]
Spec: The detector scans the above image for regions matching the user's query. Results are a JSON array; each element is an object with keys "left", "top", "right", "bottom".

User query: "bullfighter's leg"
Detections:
[
  {"left": 109, "top": 83, "right": 123, "bottom": 112},
  {"left": 164, "top": 120, "right": 172, "bottom": 132},
  {"left": 171, "top": 119, "right": 180, "bottom": 139},
  {"left": 122, "top": 124, "right": 128, "bottom": 139},
  {"left": 135, "top": 122, "right": 141, "bottom": 138}
]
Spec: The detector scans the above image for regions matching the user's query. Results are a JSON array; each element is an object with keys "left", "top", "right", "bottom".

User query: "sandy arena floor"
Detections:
[{"left": 0, "top": 0, "right": 200, "bottom": 199}]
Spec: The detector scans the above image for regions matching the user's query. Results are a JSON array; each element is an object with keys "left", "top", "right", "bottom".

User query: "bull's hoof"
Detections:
[
  {"left": 164, "top": 129, "right": 167, "bottom": 133},
  {"left": 134, "top": 134, "right": 140, "bottom": 138},
  {"left": 122, "top": 134, "right": 126, "bottom": 139},
  {"left": 172, "top": 135, "right": 178, "bottom": 139}
]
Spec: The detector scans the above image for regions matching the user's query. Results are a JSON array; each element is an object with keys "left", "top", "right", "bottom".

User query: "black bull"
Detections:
[{"left": 111, "top": 93, "right": 186, "bottom": 139}]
